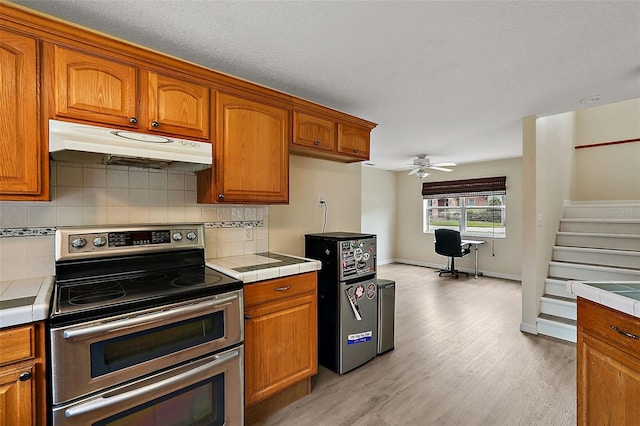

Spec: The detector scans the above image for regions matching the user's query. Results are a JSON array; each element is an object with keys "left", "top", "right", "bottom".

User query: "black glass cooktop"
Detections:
[{"left": 51, "top": 249, "right": 242, "bottom": 326}]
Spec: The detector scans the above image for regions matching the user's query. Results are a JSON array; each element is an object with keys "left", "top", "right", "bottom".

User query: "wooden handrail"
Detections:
[{"left": 575, "top": 138, "right": 640, "bottom": 149}]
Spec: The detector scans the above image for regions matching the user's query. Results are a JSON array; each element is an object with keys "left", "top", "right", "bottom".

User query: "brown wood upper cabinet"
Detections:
[
  {"left": 337, "top": 122, "right": 370, "bottom": 160},
  {"left": 292, "top": 111, "right": 335, "bottom": 152},
  {"left": 48, "top": 45, "right": 209, "bottom": 140},
  {"left": 0, "top": 29, "right": 47, "bottom": 201},
  {"left": 197, "top": 90, "right": 289, "bottom": 204}
]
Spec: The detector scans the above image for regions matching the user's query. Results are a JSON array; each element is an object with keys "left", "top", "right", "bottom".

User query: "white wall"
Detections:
[
  {"left": 573, "top": 98, "right": 640, "bottom": 201},
  {"left": 393, "top": 157, "right": 523, "bottom": 279},
  {"left": 268, "top": 155, "right": 362, "bottom": 256},
  {"left": 520, "top": 112, "right": 576, "bottom": 332},
  {"left": 361, "top": 166, "right": 396, "bottom": 264}
]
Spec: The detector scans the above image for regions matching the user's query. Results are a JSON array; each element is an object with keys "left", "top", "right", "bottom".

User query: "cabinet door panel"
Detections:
[
  {"left": 214, "top": 91, "right": 289, "bottom": 203},
  {"left": 147, "top": 72, "right": 209, "bottom": 139},
  {"left": 244, "top": 294, "right": 317, "bottom": 406},
  {"left": 0, "top": 31, "right": 41, "bottom": 197},
  {"left": 337, "top": 123, "right": 370, "bottom": 159},
  {"left": 578, "top": 332, "right": 640, "bottom": 425},
  {"left": 293, "top": 112, "right": 335, "bottom": 151},
  {"left": 51, "top": 45, "right": 137, "bottom": 127},
  {"left": 0, "top": 366, "right": 35, "bottom": 426}
]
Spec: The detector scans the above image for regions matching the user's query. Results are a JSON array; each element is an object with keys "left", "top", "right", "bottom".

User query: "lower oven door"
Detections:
[
  {"left": 52, "top": 346, "right": 243, "bottom": 426},
  {"left": 50, "top": 290, "right": 243, "bottom": 405}
]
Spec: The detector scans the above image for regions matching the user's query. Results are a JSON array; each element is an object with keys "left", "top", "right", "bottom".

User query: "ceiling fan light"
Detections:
[{"left": 416, "top": 169, "right": 429, "bottom": 179}]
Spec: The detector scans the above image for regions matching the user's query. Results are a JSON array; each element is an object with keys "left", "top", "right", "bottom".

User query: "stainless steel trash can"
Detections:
[{"left": 377, "top": 279, "right": 395, "bottom": 354}]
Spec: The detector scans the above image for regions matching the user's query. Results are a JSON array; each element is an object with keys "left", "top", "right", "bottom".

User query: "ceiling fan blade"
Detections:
[
  {"left": 429, "top": 166, "right": 453, "bottom": 172},
  {"left": 408, "top": 168, "right": 419, "bottom": 175},
  {"left": 432, "top": 162, "right": 457, "bottom": 167}
]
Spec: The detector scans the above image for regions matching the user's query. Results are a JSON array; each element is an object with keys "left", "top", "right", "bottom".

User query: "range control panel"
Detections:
[
  {"left": 339, "top": 238, "right": 376, "bottom": 281},
  {"left": 55, "top": 224, "right": 204, "bottom": 261}
]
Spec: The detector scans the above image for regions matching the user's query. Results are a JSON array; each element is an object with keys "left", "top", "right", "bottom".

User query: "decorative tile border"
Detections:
[
  {"left": 205, "top": 220, "right": 264, "bottom": 229},
  {"left": 0, "top": 221, "right": 263, "bottom": 238},
  {"left": 1, "top": 227, "right": 57, "bottom": 238}
]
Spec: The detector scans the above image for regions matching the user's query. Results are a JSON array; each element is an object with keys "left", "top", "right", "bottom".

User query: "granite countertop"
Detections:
[
  {"left": 0, "top": 276, "right": 55, "bottom": 328},
  {"left": 206, "top": 252, "right": 321, "bottom": 284},
  {"left": 568, "top": 280, "right": 640, "bottom": 319}
]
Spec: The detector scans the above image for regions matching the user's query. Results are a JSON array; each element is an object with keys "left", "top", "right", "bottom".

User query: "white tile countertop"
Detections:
[
  {"left": 0, "top": 276, "right": 55, "bottom": 328},
  {"left": 206, "top": 252, "right": 321, "bottom": 284},
  {"left": 568, "top": 280, "right": 640, "bottom": 319}
]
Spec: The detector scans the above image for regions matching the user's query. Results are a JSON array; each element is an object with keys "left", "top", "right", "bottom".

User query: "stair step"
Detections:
[
  {"left": 549, "top": 261, "right": 640, "bottom": 281},
  {"left": 540, "top": 294, "right": 577, "bottom": 320},
  {"left": 537, "top": 313, "right": 577, "bottom": 343},
  {"left": 552, "top": 246, "right": 640, "bottom": 269},
  {"left": 563, "top": 202, "right": 640, "bottom": 219},
  {"left": 559, "top": 218, "right": 640, "bottom": 235},
  {"left": 556, "top": 232, "right": 640, "bottom": 251},
  {"left": 544, "top": 277, "right": 577, "bottom": 299}
]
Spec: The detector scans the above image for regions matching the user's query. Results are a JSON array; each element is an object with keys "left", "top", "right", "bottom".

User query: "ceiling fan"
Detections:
[{"left": 407, "top": 154, "right": 457, "bottom": 179}]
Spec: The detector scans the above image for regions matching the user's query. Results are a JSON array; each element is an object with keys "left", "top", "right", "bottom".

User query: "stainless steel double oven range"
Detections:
[{"left": 49, "top": 224, "right": 244, "bottom": 425}]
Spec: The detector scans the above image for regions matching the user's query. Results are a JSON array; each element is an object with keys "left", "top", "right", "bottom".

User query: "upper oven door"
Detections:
[{"left": 50, "top": 290, "right": 243, "bottom": 405}]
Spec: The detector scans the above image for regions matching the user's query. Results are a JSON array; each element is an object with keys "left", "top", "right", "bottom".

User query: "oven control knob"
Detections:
[
  {"left": 71, "top": 237, "right": 87, "bottom": 249},
  {"left": 172, "top": 232, "right": 183, "bottom": 241},
  {"left": 186, "top": 232, "right": 197, "bottom": 241},
  {"left": 93, "top": 236, "right": 107, "bottom": 247}
]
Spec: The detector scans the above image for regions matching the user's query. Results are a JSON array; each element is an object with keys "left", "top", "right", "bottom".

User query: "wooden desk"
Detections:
[{"left": 461, "top": 239, "right": 486, "bottom": 278}]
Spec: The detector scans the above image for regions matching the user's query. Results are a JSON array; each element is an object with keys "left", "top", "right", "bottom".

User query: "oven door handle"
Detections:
[
  {"left": 63, "top": 348, "right": 240, "bottom": 419},
  {"left": 63, "top": 293, "right": 239, "bottom": 340}
]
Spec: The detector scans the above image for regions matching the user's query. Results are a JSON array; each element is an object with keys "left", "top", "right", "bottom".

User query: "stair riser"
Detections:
[
  {"left": 563, "top": 204, "right": 640, "bottom": 219},
  {"left": 540, "top": 299, "right": 577, "bottom": 320},
  {"left": 549, "top": 264, "right": 640, "bottom": 281},
  {"left": 545, "top": 280, "right": 576, "bottom": 299},
  {"left": 556, "top": 234, "right": 640, "bottom": 251},
  {"left": 559, "top": 222, "right": 640, "bottom": 235},
  {"left": 536, "top": 320, "right": 577, "bottom": 343},
  {"left": 552, "top": 249, "right": 640, "bottom": 270}
]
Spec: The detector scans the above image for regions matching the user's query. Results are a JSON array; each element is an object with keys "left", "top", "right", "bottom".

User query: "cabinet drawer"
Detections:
[
  {"left": 578, "top": 298, "right": 640, "bottom": 357},
  {"left": 244, "top": 272, "right": 317, "bottom": 308},
  {"left": 0, "top": 324, "right": 35, "bottom": 366}
]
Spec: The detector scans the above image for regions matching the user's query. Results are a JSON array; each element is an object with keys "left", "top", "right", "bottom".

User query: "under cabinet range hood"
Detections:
[{"left": 48, "top": 119, "right": 212, "bottom": 171}]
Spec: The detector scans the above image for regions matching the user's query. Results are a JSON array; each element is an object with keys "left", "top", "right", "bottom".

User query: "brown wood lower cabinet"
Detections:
[
  {"left": 243, "top": 272, "right": 318, "bottom": 411},
  {"left": 577, "top": 298, "right": 640, "bottom": 425},
  {"left": 0, "top": 322, "right": 46, "bottom": 426}
]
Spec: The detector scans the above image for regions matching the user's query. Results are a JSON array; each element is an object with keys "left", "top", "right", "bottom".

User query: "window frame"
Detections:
[{"left": 423, "top": 194, "right": 506, "bottom": 238}]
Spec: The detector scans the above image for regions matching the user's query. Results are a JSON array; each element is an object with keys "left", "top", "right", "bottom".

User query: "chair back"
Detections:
[{"left": 435, "top": 229, "right": 463, "bottom": 257}]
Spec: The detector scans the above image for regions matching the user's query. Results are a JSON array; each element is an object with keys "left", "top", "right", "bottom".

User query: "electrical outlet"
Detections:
[
  {"left": 318, "top": 194, "right": 325, "bottom": 207},
  {"left": 244, "top": 227, "right": 253, "bottom": 241}
]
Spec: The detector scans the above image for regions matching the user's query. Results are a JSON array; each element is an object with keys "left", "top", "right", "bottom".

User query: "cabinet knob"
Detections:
[
  {"left": 314, "top": 140, "right": 320, "bottom": 146},
  {"left": 244, "top": 314, "right": 252, "bottom": 320},
  {"left": 19, "top": 372, "right": 31, "bottom": 381},
  {"left": 151, "top": 121, "right": 159, "bottom": 127},
  {"left": 218, "top": 193, "right": 224, "bottom": 200},
  {"left": 129, "top": 117, "right": 137, "bottom": 124},
  {"left": 354, "top": 149, "right": 359, "bottom": 154}
]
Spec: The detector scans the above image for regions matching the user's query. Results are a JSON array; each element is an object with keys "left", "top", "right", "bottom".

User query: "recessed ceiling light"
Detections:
[{"left": 579, "top": 95, "right": 602, "bottom": 104}]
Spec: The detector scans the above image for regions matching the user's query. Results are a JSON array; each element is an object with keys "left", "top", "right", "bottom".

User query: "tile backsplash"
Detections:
[{"left": 0, "top": 161, "right": 268, "bottom": 281}]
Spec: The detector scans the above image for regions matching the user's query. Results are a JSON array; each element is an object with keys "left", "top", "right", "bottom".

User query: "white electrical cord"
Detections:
[{"left": 321, "top": 200, "right": 328, "bottom": 233}]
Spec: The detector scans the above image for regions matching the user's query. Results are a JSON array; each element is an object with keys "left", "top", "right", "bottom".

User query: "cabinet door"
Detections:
[
  {"left": 50, "top": 45, "right": 138, "bottom": 127},
  {"left": 577, "top": 332, "right": 640, "bottom": 425},
  {"left": 244, "top": 293, "right": 317, "bottom": 406},
  {"left": 209, "top": 91, "right": 289, "bottom": 204},
  {"left": 146, "top": 71, "right": 209, "bottom": 139},
  {"left": 0, "top": 366, "right": 35, "bottom": 426},
  {"left": 0, "top": 31, "right": 44, "bottom": 198},
  {"left": 337, "top": 123, "right": 370, "bottom": 160},
  {"left": 292, "top": 111, "right": 335, "bottom": 152}
]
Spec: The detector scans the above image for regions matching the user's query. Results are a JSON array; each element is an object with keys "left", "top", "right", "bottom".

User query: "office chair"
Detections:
[{"left": 434, "top": 229, "right": 471, "bottom": 279}]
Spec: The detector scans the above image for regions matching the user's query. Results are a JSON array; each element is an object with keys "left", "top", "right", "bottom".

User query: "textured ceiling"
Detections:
[{"left": 11, "top": 0, "right": 640, "bottom": 172}]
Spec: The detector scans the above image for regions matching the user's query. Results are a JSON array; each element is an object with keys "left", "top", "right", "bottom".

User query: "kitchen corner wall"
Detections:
[{"left": 0, "top": 161, "right": 268, "bottom": 282}]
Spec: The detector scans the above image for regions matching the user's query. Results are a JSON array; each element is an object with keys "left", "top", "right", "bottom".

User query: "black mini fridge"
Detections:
[{"left": 305, "top": 232, "right": 377, "bottom": 374}]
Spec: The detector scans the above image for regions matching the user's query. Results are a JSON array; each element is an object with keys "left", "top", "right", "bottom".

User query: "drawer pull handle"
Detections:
[
  {"left": 274, "top": 286, "right": 291, "bottom": 292},
  {"left": 244, "top": 314, "right": 252, "bottom": 320},
  {"left": 19, "top": 372, "right": 31, "bottom": 381},
  {"left": 611, "top": 325, "right": 640, "bottom": 341}
]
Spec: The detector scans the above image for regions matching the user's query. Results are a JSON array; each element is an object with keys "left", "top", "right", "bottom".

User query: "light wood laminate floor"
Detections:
[{"left": 254, "top": 263, "right": 576, "bottom": 426}]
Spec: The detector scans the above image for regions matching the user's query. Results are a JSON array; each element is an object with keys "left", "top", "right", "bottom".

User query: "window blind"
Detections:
[{"left": 422, "top": 176, "right": 506, "bottom": 199}]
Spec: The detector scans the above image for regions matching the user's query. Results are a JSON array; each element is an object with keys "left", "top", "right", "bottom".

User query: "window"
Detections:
[{"left": 422, "top": 177, "right": 506, "bottom": 238}]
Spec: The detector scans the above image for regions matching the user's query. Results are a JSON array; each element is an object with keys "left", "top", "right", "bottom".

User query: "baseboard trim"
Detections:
[
  {"left": 390, "top": 259, "right": 522, "bottom": 282},
  {"left": 520, "top": 322, "right": 538, "bottom": 335}
]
